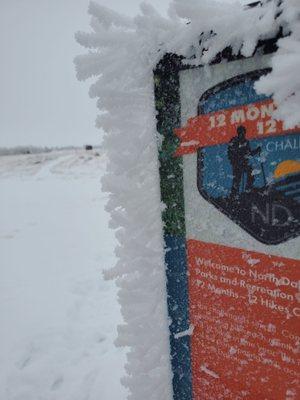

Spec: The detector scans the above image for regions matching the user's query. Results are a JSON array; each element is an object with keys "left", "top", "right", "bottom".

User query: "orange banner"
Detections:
[
  {"left": 187, "top": 239, "right": 300, "bottom": 399},
  {"left": 175, "top": 99, "right": 299, "bottom": 156}
]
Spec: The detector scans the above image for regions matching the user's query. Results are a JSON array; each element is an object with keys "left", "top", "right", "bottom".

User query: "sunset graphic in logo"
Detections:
[
  {"left": 272, "top": 159, "right": 300, "bottom": 204},
  {"left": 274, "top": 160, "right": 300, "bottom": 179}
]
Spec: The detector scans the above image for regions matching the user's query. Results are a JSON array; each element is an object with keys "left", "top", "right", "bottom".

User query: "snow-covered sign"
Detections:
[
  {"left": 155, "top": 30, "right": 300, "bottom": 400},
  {"left": 75, "top": 1, "right": 300, "bottom": 399}
]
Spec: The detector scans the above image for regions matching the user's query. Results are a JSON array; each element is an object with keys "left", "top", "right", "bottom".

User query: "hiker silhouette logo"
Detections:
[{"left": 175, "top": 70, "right": 300, "bottom": 245}]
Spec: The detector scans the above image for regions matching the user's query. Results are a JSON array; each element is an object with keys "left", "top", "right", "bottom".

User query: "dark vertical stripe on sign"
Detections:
[
  {"left": 165, "top": 235, "right": 192, "bottom": 400},
  {"left": 154, "top": 53, "right": 193, "bottom": 400}
]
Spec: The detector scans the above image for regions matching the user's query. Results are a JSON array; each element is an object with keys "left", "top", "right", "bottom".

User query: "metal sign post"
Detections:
[{"left": 155, "top": 37, "right": 300, "bottom": 399}]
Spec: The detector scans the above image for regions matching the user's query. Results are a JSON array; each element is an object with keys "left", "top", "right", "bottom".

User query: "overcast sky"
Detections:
[
  {"left": 0, "top": 0, "right": 243, "bottom": 148},
  {"left": 0, "top": 0, "right": 171, "bottom": 148}
]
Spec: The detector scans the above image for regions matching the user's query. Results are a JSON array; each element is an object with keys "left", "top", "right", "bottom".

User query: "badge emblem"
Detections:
[{"left": 176, "top": 70, "right": 300, "bottom": 244}]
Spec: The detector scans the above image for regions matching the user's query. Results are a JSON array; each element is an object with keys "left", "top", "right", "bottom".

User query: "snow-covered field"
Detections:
[{"left": 0, "top": 149, "right": 126, "bottom": 400}]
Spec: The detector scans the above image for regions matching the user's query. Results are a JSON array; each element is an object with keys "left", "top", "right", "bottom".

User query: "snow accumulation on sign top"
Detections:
[{"left": 155, "top": 19, "right": 300, "bottom": 400}]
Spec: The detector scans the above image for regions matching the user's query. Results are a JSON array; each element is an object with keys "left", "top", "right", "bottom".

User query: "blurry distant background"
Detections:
[{"left": 0, "top": 0, "right": 170, "bottom": 148}]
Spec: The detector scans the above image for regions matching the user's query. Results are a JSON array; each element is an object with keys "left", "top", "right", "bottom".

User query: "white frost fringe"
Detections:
[
  {"left": 255, "top": 0, "right": 300, "bottom": 128},
  {"left": 74, "top": 1, "right": 299, "bottom": 398}
]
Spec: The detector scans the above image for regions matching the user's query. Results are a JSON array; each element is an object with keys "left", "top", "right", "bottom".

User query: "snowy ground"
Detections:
[{"left": 0, "top": 149, "right": 126, "bottom": 400}]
